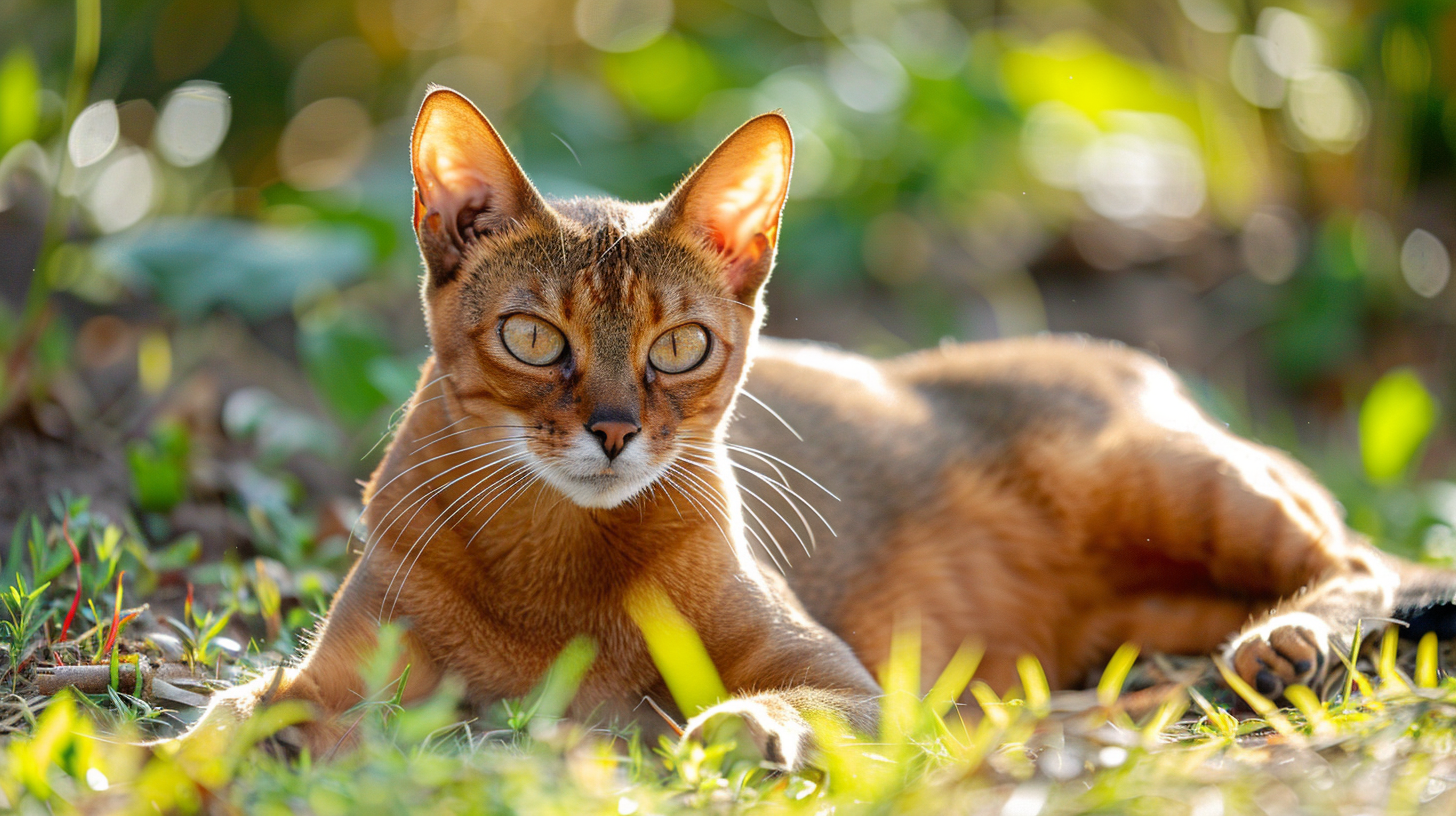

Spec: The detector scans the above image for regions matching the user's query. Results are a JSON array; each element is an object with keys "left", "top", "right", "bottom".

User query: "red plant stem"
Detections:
[
  {"left": 58, "top": 516, "right": 82, "bottom": 642},
  {"left": 102, "top": 570, "right": 126, "bottom": 657}
]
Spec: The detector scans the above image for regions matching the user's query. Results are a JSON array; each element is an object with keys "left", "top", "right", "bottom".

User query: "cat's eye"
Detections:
[
  {"left": 500, "top": 314, "right": 566, "bottom": 366},
  {"left": 649, "top": 324, "right": 710, "bottom": 374}
]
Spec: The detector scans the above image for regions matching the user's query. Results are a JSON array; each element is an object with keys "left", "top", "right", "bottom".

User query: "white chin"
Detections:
[
  {"left": 541, "top": 470, "right": 651, "bottom": 509},
  {"left": 528, "top": 437, "right": 666, "bottom": 509}
]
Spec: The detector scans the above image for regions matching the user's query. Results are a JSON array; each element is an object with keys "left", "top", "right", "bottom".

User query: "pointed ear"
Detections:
[
  {"left": 410, "top": 87, "right": 546, "bottom": 284},
  {"left": 657, "top": 113, "right": 793, "bottom": 302}
]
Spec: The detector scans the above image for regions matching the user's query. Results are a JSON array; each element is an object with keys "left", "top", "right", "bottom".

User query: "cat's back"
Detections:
[
  {"left": 731, "top": 335, "right": 1180, "bottom": 633},
  {"left": 741, "top": 334, "right": 1160, "bottom": 451}
]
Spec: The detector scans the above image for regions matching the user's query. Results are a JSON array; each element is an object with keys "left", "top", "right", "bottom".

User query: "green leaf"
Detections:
[
  {"left": 1360, "top": 368, "right": 1438, "bottom": 484},
  {"left": 0, "top": 46, "right": 39, "bottom": 153},
  {"left": 603, "top": 34, "right": 720, "bottom": 121},
  {"left": 126, "top": 424, "right": 191, "bottom": 513},
  {"left": 94, "top": 218, "right": 372, "bottom": 321},
  {"left": 299, "top": 315, "right": 395, "bottom": 427}
]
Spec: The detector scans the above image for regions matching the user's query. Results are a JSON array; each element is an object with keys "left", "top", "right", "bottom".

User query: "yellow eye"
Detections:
[
  {"left": 649, "top": 324, "right": 710, "bottom": 374},
  {"left": 500, "top": 314, "right": 566, "bottom": 366}
]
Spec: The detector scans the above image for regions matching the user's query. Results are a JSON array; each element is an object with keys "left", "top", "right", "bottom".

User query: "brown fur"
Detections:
[{"left": 183, "top": 88, "right": 1443, "bottom": 769}]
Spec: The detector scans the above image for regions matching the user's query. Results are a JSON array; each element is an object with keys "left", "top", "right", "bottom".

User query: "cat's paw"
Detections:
[
  {"left": 682, "top": 696, "right": 812, "bottom": 771},
  {"left": 1227, "top": 611, "right": 1333, "bottom": 699}
]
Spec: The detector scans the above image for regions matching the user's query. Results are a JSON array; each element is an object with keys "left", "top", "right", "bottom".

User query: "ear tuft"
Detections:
[
  {"left": 410, "top": 88, "right": 544, "bottom": 284},
  {"left": 658, "top": 113, "right": 793, "bottom": 302}
]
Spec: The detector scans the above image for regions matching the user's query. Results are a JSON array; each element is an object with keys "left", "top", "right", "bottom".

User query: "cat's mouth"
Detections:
[{"left": 527, "top": 436, "right": 664, "bottom": 510}]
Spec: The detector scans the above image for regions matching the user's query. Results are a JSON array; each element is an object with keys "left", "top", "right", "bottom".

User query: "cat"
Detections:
[{"left": 183, "top": 86, "right": 1455, "bottom": 770}]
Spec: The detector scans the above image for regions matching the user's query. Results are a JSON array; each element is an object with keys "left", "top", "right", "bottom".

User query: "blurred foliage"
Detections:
[
  {"left": 1, "top": 5, "right": 1456, "bottom": 808},
  {"left": 2, "top": 0, "right": 1453, "bottom": 490}
]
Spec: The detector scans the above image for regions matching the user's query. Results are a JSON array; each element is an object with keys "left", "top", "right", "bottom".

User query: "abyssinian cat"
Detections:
[{"left": 186, "top": 87, "right": 1455, "bottom": 769}]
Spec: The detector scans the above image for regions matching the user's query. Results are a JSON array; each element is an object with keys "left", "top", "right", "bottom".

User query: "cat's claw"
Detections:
[
  {"left": 681, "top": 697, "right": 812, "bottom": 772},
  {"left": 1227, "top": 611, "right": 1333, "bottom": 699}
]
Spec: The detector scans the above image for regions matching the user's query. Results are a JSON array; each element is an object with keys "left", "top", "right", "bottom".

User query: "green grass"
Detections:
[
  {"left": 4, "top": 523, "right": 1456, "bottom": 816},
  {"left": 6, "top": 630, "right": 1456, "bottom": 814}
]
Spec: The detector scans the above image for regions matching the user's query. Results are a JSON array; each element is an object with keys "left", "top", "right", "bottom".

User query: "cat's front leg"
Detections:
[{"left": 682, "top": 575, "right": 881, "bottom": 771}]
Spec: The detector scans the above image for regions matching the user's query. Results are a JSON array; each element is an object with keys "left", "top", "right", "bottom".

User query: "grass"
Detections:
[{"left": 3, "top": 504, "right": 1456, "bottom": 814}]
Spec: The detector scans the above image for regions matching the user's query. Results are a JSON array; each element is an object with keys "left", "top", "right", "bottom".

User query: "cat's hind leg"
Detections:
[
  {"left": 1229, "top": 556, "right": 1456, "bottom": 697},
  {"left": 1093, "top": 363, "right": 1403, "bottom": 698}
]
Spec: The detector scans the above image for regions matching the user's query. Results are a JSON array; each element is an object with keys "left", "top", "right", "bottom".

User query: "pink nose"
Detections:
[{"left": 589, "top": 420, "right": 640, "bottom": 461}]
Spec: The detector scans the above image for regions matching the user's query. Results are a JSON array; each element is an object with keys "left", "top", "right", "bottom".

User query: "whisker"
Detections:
[
  {"left": 409, "top": 423, "right": 533, "bottom": 457},
  {"left": 364, "top": 447, "right": 533, "bottom": 573},
  {"left": 724, "top": 442, "right": 840, "bottom": 502},
  {"left": 679, "top": 452, "right": 812, "bottom": 557},
  {"left": 352, "top": 437, "right": 531, "bottom": 570},
  {"left": 388, "top": 467, "right": 541, "bottom": 621},
  {"left": 363, "top": 372, "right": 452, "bottom": 459},
  {"left": 739, "top": 390, "right": 802, "bottom": 442},
  {"left": 463, "top": 470, "right": 542, "bottom": 549},
  {"left": 388, "top": 466, "right": 544, "bottom": 618},
  {"left": 408, "top": 414, "right": 471, "bottom": 450},
  {"left": 358, "top": 437, "right": 529, "bottom": 548},
  {"left": 382, "top": 454, "right": 536, "bottom": 619},
  {"left": 660, "top": 466, "right": 746, "bottom": 565},
  {"left": 678, "top": 442, "right": 836, "bottom": 540},
  {"left": 668, "top": 461, "right": 789, "bottom": 572}
]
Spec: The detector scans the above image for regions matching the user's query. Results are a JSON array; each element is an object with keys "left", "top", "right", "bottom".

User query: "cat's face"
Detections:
[{"left": 408, "top": 89, "right": 792, "bottom": 509}]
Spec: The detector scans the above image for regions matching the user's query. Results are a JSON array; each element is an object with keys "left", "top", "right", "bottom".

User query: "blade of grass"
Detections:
[
  {"left": 1282, "top": 684, "right": 1331, "bottom": 735},
  {"left": 1416, "top": 631, "right": 1439, "bottom": 688},
  {"left": 624, "top": 582, "right": 727, "bottom": 718},
  {"left": 58, "top": 515, "right": 82, "bottom": 642},
  {"left": 1097, "top": 643, "right": 1140, "bottom": 707},
  {"left": 1377, "top": 627, "right": 1410, "bottom": 692},
  {"left": 100, "top": 571, "right": 124, "bottom": 659},
  {"left": 1139, "top": 690, "right": 1188, "bottom": 746},
  {"left": 925, "top": 640, "right": 982, "bottom": 718},
  {"left": 1016, "top": 655, "right": 1050, "bottom": 718},
  {"left": 1213, "top": 658, "right": 1298, "bottom": 738}
]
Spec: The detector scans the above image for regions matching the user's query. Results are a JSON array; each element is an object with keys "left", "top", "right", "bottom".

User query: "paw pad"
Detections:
[{"left": 1228, "top": 612, "right": 1333, "bottom": 699}]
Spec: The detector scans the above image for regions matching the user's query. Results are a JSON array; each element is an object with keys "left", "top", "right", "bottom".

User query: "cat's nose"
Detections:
[{"left": 588, "top": 419, "right": 641, "bottom": 461}]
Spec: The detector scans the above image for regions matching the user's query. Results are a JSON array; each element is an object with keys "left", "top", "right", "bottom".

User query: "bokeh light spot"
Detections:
[
  {"left": 1287, "top": 70, "right": 1368, "bottom": 153},
  {"left": 827, "top": 40, "right": 908, "bottom": 114},
  {"left": 1401, "top": 229, "right": 1450, "bottom": 298},
  {"left": 1021, "top": 101, "right": 1099, "bottom": 190},
  {"left": 278, "top": 97, "right": 373, "bottom": 191},
  {"left": 85, "top": 146, "right": 156, "bottom": 233},
  {"left": 1240, "top": 207, "right": 1301, "bottom": 284},
  {"left": 155, "top": 82, "right": 231, "bottom": 167},
  {"left": 69, "top": 100, "right": 119, "bottom": 168},
  {"left": 1257, "top": 9, "right": 1322, "bottom": 80},
  {"left": 290, "top": 38, "right": 382, "bottom": 111},
  {"left": 1177, "top": 0, "right": 1236, "bottom": 33},
  {"left": 1229, "top": 36, "right": 1284, "bottom": 109},
  {"left": 575, "top": 0, "right": 673, "bottom": 53}
]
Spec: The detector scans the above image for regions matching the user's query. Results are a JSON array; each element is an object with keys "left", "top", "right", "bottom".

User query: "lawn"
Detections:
[{"left": 3, "top": 497, "right": 1456, "bottom": 814}]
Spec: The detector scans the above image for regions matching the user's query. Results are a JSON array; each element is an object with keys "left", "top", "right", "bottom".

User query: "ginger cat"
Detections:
[{"left": 188, "top": 87, "right": 1454, "bottom": 770}]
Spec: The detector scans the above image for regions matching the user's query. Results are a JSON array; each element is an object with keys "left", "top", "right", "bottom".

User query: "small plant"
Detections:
[
  {"left": 1, "top": 574, "right": 51, "bottom": 689},
  {"left": 163, "top": 584, "right": 235, "bottom": 671}
]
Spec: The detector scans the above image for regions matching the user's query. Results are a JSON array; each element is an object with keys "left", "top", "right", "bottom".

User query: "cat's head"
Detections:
[{"left": 407, "top": 87, "right": 792, "bottom": 510}]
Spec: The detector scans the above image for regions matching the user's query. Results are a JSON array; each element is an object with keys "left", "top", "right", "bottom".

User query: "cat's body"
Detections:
[
  {"left": 181, "top": 88, "right": 1453, "bottom": 769},
  {"left": 738, "top": 336, "right": 1397, "bottom": 693}
]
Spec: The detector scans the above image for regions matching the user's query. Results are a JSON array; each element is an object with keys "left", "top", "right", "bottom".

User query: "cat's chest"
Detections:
[{"left": 439, "top": 578, "right": 660, "bottom": 703}]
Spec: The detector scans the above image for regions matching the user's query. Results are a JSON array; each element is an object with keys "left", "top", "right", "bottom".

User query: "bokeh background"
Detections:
[{"left": 2, "top": 0, "right": 1454, "bottom": 626}]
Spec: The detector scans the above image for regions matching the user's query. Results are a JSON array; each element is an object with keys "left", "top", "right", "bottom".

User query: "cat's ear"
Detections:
[
  {"left": 410, "top": 87, "right": 546, "bottom": 284},
  {"left": 657, "top": 113, "right": 793, "bottom": 302}
]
